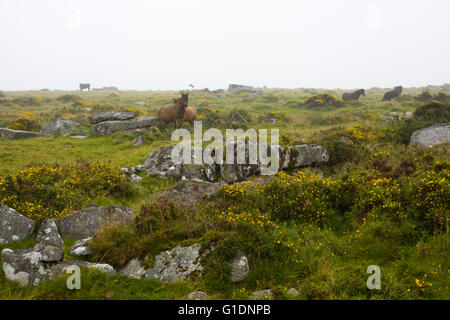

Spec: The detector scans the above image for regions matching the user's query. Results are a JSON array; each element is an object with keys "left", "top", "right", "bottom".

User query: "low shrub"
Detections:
[
  {"left": 11, "top": 96, "right": 46, "bottom": 106},
  {"left": 7, "top": 112, "right": 40, "bottom": 131},
  {"left": 304, "top": 93, "right": 344, "bottom": 109},
  {"left": 388, "top": 102, "right": 450, "bottom": 144},
  {"left": 56, "top": 94, "right": 82, "bottom": 103},
  {"left": 0, "top": 161, "right": 133, "bottom": 221}
]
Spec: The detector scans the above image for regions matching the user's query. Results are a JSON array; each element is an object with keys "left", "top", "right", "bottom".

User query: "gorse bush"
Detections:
[
  {"left": 344, "top": 125, "right": 383, "bottom": 142},
  {"left": 11, "top": 96, "right": 46, "bottom": 106},
  {"left": 415, "top": 92, "right": 450, "bottom": 103},
  {"left": 214, "top": 167, "right": 449, "bottom": 234},
  {"left": 304, "top": 93, "right": 344, "bottom": 109},
  {"left": 7, "top": 112, "right": 40, "bottom": 131},
  {"left": 0, "top": 161, "right": 133, "bottom": 221},
  {"left": 413, "top": 101, "right": 450, "bottom": 122}
]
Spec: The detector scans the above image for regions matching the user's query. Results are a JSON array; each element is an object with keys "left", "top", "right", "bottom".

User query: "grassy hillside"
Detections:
[{"left": 0, "top": 88, "right": 448, "bottom": 300}]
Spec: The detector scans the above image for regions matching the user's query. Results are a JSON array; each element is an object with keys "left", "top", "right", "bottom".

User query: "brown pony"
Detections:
[
  {"left": 183, "top": 106, "right": 197, "bottom": 126},
  {"left": 157, "top": 93, "right": 189, "bottom": 129}
]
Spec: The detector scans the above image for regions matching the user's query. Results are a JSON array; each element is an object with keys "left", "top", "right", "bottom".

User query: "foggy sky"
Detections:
[{"left": 0, "top": 0, "right": 449, "bottom": 91}]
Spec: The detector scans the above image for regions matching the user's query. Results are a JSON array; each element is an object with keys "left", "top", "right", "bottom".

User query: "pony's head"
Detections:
[{"left": 180, "top": 92, "right": 189, "bottom": 108}]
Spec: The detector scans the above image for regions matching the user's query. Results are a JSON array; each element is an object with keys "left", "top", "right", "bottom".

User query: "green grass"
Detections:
[{"left": 0, "top": 88, "right": 449, "bottom": 300}]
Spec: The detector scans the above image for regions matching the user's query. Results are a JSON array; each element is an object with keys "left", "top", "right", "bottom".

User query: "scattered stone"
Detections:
[
  {"left": 144, "top": 145, "right": 209, "bottom": 180},
  {"left": 119, "top": 258, "right": 146, "bottom": 279},
  {"left": 250, "top": 289, "right": 273, "bottom": 300},
  {"left": 35, "top": 218, "right": 64, "bottom": 248},
  {"left": 129, "top": 165, "right": 146, "bottom": 173},
  {"left": 91, "top": 117, "right": 159, "bottom": 136},
  {"left": 32, "top": 242, "right": 63, "bottom": 262},
  {"left": 409, "top": 123, "right": 450, "bottom": 148},
  {"left": 121, "top": 167, "right": 144, "bottom": 182},
  {"left": 1, "top": 246, "right": 115, "bottom": 287},
  {"left": 69, "top": 237, "right": 92, "bottom": 257},
  {"left": 40, "top": 119, "right": 80, "bottom": 136},
  {"left": 219, "top": 140, "right": 262, "bottom": 183},
  {"left": 0, "top": 203, "right": 35, "bottom": 245},
  {"left": 291, "top": 144, "right": 329, "bottom": 167},
  {"left": 261, "top": 118, "right": 277, "bottom": 124},
  {"left": 70, "top": 135, "right": 88, "bottom": 139},
  {"left": 286, "top": 288, "right": 299, "bottom": 297},
  {"left": 338, "top": 136, "right": 353, "bottom": 144},
  {"left": 182, "top": 164, "right": 219, "bottom": 182},
  {"left": 230, "top": 250, "right": 249, "bottom": 283},
  {"left": 133, "top": 135, "right": 145, "bottom": 146},
  {"left": 55, "top": 206, "right": 136, "bottom": 239},
  {"left": 157, "top": 180, "right": 225, "bottom": 211},
  {"left": 230, "top": 112, "right": 248, "bottom": 123},
  {"left": 228, "top": 84, "right": 257, "bottom": 95},
  {"left": 145, "top": 243, "right": 212, "bottom": 282},
  {"left": 1, "top": 248, "right": 56, "bottom": 286},
  {"left": 88, "top": 111, "right": 138, "bottom": 124},
  {"left": 186, "top": 291, "right": 210, "bottom": 300},
  {"left": 0, "top": 128, "right": 41, "bottom": 139},
  {"left": 129, "top": 173, "right": 143, "bottom": 182}
]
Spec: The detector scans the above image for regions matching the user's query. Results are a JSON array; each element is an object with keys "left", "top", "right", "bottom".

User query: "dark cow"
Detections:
[
  {"left": 79, "top": 83, "right": 91, "bottom": 91},
  {"left": 342, "top": 89, "right": 366, "bottom": 101},
  {"left": 382, "top": 86, "right": 403, "bottom": 101}
]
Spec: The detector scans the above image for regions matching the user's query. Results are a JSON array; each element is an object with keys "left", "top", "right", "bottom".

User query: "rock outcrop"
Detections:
[
  {"left": 39, "top": 119, "right": 80, "bottom": 136},
  {"left": 409, "top": 123, "right": 450, "bottom": 148},
  {"left": 228, "top": 84, "right": 257, "bottom": 95},
  {"left": 157, "top": 180, "right": 226, "bottom": 210},
  {"left": 230, "top": 251, "right": 249, "bottom": 283},
  {"left": 1, "top": 247, "right": 115, "bottom": 287},
  {"left": 88, "top": 111, "right": 138, "bottom": 124},
  {"left": 69, "top": 237, "right": 92, "bottom": 257},
  {"left": 55, "top": 206, "right": 136, "bottom": 239},
  {"left": 133, "top": 135, "right": 145, "bottom": 146},
  {"left": 145, "top": 243, "right": 213, "bottom": 282},
  {"left": 250, "top": 289, "right": 273, "bottom": 300},
  {"left": 91, "top": 117, "right": 160, "bottom": 136},
  {"left": 0, "top": 203, "right": 35, "bottom": 244},
  {"left": 35, "top": 218, "right": 64, "bottom": 248},
  {"left": 186, "top": 291, "right": 210, "bottom": 300},
  {"left": 291, "top": 144, "right": 329, "bottom": 167},
  {"left": 0, "top": 128, "right": 41, "bottom": 139},
  {"left": 119, "top": 258, "right": 146, "bottom": 279},
  {"left": 142, "top": 142, "right": 329, "bottom": 184}
]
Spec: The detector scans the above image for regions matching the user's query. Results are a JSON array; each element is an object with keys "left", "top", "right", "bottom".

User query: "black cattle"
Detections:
[
  {"left": 343, "top": 89, "right": 366, "bottom": 101},
  {"left": 382, "top": 86, "right": 403, "bottom": 101},
  {"left": 79, "top": 83, "right": 91, "bottom": 91}
]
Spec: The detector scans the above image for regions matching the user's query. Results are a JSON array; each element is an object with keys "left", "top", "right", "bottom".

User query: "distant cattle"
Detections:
[
  {"left": 79, "top": 83, "right": 90, "bottom": 91},
  {"left": 382, "top": 86, "right": 403, "bottom": 101},
  {"left": 342, "top": 89, "right": 366, "bottom": 101}
]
